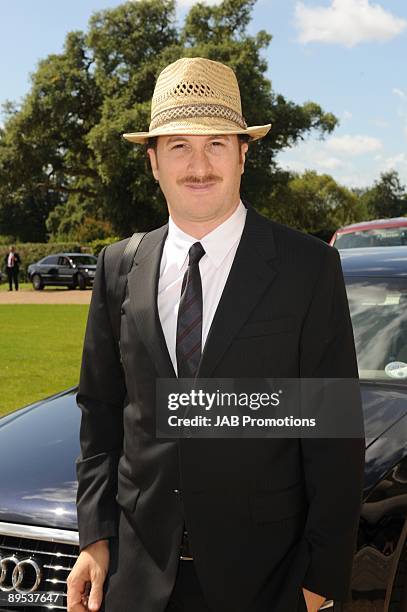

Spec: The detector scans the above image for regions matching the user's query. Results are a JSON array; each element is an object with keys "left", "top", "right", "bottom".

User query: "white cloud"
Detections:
[
  {"left": 373, "top": 119, "right": 389, "bottom": 128},
  {"left": 279, "top": 151, "right": 376, "bottom": 188},
  {"left": 392, "top": 91, "right": 407, "bottom": 141},
  {"left": 280, "top": 159, "right": 309, "bottom": 173},
  {"left": 326, "top": 134, "right": 382, "bottom": 155},
  {"left": 384, "top": 153, "right": 407, "bottom": 171},
  {"left": 295, "top": 0, "right": 407, "bottom": 47},
  {"left": 393, "top": 88, "right": 406, "bottom": 99},
  {"left": 276, "top": 134, "right": 401, "bottom": 188},
  {"left": 342, "top": 110, "right": 353, "bottom": 120},
  {"left": 318, "top": 157, "right": 346, "bottom": 169},
  {"left": 340, "top": 173, "right": 375, "bottom": 188},
  {"left": 279, "top": 141, "right": 346, "bottom": 174}
]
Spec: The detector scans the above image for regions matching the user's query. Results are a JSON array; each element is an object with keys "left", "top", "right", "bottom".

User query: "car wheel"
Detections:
[
  {"left": 32, "top": 274, "right": 44, "bottom": 290},
  {"left": 69, "top": 276, "right": 77, "bottom": 289},
  {"left": 77, "top": 273, "right": 86, "bottom": 290}
]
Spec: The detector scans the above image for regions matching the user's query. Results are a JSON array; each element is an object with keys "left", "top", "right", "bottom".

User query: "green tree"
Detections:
[
  {"left": 263, "top": 170, "right": 368, "bottom": 240},
  {"left": 0, "top": 0, "right": 339, "bottom": 241},
  {"left": 0, "top": 30, "right": 102, "bottom": 241},
  {"left": 361, "top": 170, "right": 407, "bottom": 218}
]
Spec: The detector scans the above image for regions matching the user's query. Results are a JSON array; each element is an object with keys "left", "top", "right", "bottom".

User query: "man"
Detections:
[
  {"left": 4, "top": 245, "right": 21, "bottom": 291},
  {"left": 67, "top": 57, "right": 365, "bottom": 612}
]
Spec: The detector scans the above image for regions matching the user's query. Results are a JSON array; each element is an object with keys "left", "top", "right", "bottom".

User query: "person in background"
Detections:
[{"left": 4, "top": 245, "right": 21, "bottom": 291}]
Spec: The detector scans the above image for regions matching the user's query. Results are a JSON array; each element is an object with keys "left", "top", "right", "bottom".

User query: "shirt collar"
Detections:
[{"left": 166, "top": 200, "right": 247, "bottom": 270}]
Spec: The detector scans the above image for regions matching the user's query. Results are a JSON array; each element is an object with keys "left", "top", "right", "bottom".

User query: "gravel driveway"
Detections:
[{"left": 0, "top": 289, "right": 92, "bottom": 304}]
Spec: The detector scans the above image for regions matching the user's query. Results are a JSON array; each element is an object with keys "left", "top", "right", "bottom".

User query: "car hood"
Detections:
[
  {"left": 0, "top": 389, "right": 81, "bottom": 531},
  {"left": 361, "top": 381, "right": 407, "bottom": 496},
  {"left": 361, "top": 381, "right": 407, "bottom": 446},
  {"left": 0, "top": 383, "right": 406, "bottom": 530}
]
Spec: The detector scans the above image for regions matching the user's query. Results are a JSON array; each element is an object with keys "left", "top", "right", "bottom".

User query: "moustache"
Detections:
[{"left": 178, "top": 176, "right": 222, "bottom": 185}]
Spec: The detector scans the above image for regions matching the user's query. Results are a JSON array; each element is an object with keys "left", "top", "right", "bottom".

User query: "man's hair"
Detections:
[{"left": 146, "top": 133, "right": 251, "bottom": 152}]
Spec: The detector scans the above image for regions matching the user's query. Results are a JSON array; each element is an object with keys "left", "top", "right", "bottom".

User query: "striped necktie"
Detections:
[{"left": 176, "top": 242, "right": 206, "bottom": 378}]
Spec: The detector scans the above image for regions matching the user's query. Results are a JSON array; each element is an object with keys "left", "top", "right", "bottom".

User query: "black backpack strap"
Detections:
[
  {"left": 118, "top": 231, "right": 147, "bottom": 285},
  {"left": 106, "top": 231, "right": 147, "bottom": 346}
]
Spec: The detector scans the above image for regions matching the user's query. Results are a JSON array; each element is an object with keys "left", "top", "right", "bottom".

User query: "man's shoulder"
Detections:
[
  {"left": 255, "top": 211, "right": 333, "bottom": 260},
  {"left": 104, "top": 237, "right": 132, "bottom": 262},
  {"left": 100, "top": 237, "right": 134, "bottom": 284},
  {"left": 103, "top": 224, "right": 168, "bottom": 266}
]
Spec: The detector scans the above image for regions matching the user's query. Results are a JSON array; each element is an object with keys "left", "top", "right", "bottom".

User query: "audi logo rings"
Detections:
[{"left": 0, "top": 554, "right": 42, "bottom": 593}]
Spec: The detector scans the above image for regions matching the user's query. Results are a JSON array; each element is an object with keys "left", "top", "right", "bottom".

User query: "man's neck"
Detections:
[{"left": 169, "top": 200, "right": 241, "bottom": 240}]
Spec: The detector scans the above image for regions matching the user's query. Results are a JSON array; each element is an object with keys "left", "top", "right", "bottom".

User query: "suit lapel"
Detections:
[
  {"left": 126, "top": 205, "right": 278, "bottom": 380},
  {"left": 197, "top": 206, "right": 278, "bottom": 378},
  {"left": 127, "top": 223, "right": 177, "bottom": 378}
]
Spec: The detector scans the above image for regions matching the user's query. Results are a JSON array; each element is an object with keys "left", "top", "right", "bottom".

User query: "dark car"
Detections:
[
  {"left": 0, "top": 247, "right": 407, "bottom": 611},
  {"left": 27, "top": 253, "right": 97, "bottom": 290}
]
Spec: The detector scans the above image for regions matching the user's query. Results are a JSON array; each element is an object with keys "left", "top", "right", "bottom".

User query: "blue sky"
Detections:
[{"left": 1, "top": 0, "right": 406, "bottom": 189}]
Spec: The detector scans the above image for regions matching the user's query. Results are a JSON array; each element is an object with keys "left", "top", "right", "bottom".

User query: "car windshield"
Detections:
[
  {"left": 336, "top": 227, "right": 407, "bottom": 249},
  {"left": 69, "top": 255, "right": 97, "bottom": 265},
  {"left": 345, "top": 276, "right": 407, "bottom": 382}
]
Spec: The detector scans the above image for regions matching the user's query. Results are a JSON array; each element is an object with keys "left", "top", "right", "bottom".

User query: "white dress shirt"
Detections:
[
  {"left": 157, "top": 200, "right": 247, "bottom": 376},
  {"left": 7, "top": 252, "right": 15, "bottom": 267}
]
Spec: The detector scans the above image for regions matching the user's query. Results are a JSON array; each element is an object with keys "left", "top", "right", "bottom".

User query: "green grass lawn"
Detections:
[
  {"left": 0, "top": 281, "right": 33, "bottom": 291},
  {"left": 0, "top": 282, "right": 71, "bottom": 292},
  {"left": 0, "top": 305, "right": 89, "bottom": 416}
]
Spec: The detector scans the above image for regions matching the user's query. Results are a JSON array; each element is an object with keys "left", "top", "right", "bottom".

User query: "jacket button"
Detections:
[{"left": 173, "top": 489, "right": 181, "bottom": 494}]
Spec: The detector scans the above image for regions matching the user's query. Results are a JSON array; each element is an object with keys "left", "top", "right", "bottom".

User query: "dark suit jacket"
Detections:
[
  {"left": 75, "top": 203, "right": 365, "bottom": 612},
  {"left": 4, "top": 252, "right": 21, "bottom": 270}
]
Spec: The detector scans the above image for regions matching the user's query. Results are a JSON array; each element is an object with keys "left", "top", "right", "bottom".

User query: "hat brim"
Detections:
[{"left": 123, "top": 122, "right": 272, "bottom": 144}]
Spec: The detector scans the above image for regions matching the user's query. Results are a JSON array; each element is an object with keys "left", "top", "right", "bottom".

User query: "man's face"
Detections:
[{"left": 147, "top": 134, "right": 248, "bottom": 225}]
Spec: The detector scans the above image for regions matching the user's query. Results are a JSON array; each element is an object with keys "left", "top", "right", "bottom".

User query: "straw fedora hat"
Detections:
[{"left": 122, "top": 57, "right": 271, "bottom": 144}]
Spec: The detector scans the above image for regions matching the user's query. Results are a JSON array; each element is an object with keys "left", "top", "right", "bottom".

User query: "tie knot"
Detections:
[{"left": 188, "top": 242, "right": 205, "bottom": 266}]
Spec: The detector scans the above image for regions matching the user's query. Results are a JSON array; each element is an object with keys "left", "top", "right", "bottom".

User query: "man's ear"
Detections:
[
  {"left": 147, "top": 148, "right": 159, "bottom": 181},
  {"left": 240, "top": 142, "right": 249, "bottom": 175}
]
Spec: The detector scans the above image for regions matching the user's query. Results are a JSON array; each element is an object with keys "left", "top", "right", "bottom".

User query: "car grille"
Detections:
[
  {"left": 0, "top": 525, "right": 78, "bottom": 611},
  {"left": 0, "top": 522, "right": 335, "bottom": 611}
]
